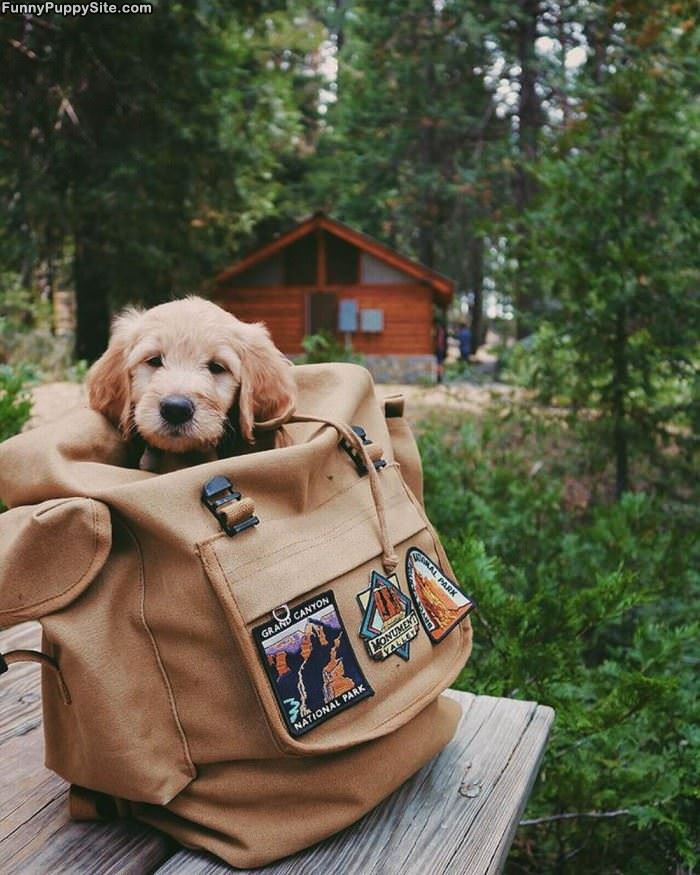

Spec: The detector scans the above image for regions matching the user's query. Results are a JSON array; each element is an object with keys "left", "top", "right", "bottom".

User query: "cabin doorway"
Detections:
[{"left": 307, "top": 291, "right": 338, "bottom": 336}]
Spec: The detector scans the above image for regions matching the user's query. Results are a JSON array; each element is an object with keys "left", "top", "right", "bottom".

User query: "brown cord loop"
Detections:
[
  {"left": 253, "top": 399, "right": 297, "bottom": 432},
  {"left": 366, "top": 443, "right": 385, "bottom": 463},
  {"left": 1, "top": 649, "right": 71, "bottom": 704},
  {"left": 289, "top": 413, "right": 399, "bottom": 574}
]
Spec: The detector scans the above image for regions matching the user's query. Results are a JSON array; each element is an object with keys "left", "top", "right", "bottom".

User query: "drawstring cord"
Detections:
[
  {"left": 254, "top": 398, "right": 297, "bottom": 449},
  {"left": 288, "top": 413, "right": 399, "bottom": 574}
]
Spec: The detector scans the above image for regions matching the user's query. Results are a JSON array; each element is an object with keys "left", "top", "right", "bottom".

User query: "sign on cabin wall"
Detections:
[
  {"left": 338, "top": 300, "right": 359, "bottom": 332},
  {"left": 361, "top": 309, "right": 384, "bottom": 333}
]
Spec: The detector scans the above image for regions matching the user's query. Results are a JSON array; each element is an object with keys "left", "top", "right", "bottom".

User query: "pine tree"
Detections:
[
  {"left": 0, "top": 4, "right": 320, "bottom": 359},
  {"left": 310, "top": 0, "right": 509, "bottom": 348},
  {"left": 522, "top": 2, "right": 700, "bottom": 495}
]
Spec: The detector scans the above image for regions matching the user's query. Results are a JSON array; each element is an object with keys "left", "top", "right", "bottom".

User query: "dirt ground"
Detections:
[{"left": 27, "top": 379, "right": 513, "bottom": 431}]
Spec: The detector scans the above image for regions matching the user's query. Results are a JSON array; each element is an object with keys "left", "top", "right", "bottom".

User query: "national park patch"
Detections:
[
  {"left": 253, "top": 591, "right": 374, "bottom": 737},
  {"left": 357, "top": 570, "right": 419, "bottom": 661},
  {"left": 405, "top": 547, "right": 473, "bottom": 644}
]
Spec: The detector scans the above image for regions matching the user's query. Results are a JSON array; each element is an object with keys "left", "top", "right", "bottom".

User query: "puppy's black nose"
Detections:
[{"left": 160, "top": 395, "right": 195, "bottom": 425}]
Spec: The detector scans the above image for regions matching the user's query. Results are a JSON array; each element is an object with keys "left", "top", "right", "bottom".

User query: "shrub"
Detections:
[
  {"left": 301, "top": 331, "right": 365, "bottom": 365},
  {"left": 0, "top": 364, "right": 33, "bottom": 511},
  {"left": 443, "top": 358, "right": 472, "bottom": 383},
  {"left": 418, "top": 403, "right": 699, "bottom": 873},
  {"left": 0, "top": 364, "right": 33, "bottom": 443}
]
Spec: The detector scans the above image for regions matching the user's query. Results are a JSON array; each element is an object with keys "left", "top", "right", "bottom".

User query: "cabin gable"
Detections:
[{"left": 215, "top": 214, "right": 454, "bottom": 360}]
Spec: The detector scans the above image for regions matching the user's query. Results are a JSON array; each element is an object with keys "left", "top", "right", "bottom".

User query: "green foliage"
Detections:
[
  {"left": 0, "top": 273, "right": 80, "bottom": 380},
  {"left": 301, "top": 331, "right": 365, "bottom": 365},
  {"left": 443, "top": 359, "right": 474, "bottom": 384},
  {"left": 419, "top": 405, "right": 699, "bottom": 872},
  {"left": 514, "top": 5, "right": 700, "bottom": 496},
  {"left": 0, "top": 3, "right": 324, "bottom": 358},
  {"left": 0, "top": 364, "right": 32, "bottom": 443}
]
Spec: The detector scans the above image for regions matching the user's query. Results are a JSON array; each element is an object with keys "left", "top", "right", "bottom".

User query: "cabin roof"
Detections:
[{"left": 215, "top": 212, "right": 455, "bottom": 300}]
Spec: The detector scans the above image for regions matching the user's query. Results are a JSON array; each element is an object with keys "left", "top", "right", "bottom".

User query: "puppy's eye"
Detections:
[
  {"left": 146, "top": 355, "right": 163, "bottom": 368},
  {"left": 207, "top": 361, "right": 226, "bottom": 375}
]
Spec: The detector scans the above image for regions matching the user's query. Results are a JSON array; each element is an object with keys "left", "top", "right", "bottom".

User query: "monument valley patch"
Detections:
[
  {"left": 253, "top": 592, "right": 374, "bottom": 737},
  {"left": 405, "top": 548, "right": 473, "bottom": 644},
  {"left": 357, "top": 571, "right": 419, "bottom": 661}
]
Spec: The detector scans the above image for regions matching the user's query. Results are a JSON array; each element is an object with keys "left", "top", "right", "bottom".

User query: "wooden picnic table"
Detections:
[{"left": 0, "top": 622, "right": 553, "bottom": 874}]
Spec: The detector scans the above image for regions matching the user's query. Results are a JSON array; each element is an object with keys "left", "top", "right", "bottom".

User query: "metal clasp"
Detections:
[
  {"left": 340, "top": 425, "right": 387, "bottom": 475},
  {"left": 201, "top": 475, "right": 259, "bottom": 536}
]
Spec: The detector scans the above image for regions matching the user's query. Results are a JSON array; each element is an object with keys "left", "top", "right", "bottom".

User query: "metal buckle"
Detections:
[
  {"left": 340, "top": 425, "right": 387, "bottom": 475},
  {"left": 201, "top": 475, "right": 260, "bottom": 536}
]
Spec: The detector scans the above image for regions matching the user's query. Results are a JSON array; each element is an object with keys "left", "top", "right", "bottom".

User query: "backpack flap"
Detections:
[
  {"left": 197, "top": 456, "right": 473, "bottom": 757},
  {"left": 0, "top": 497, "right": 112, "bottom": 627}
]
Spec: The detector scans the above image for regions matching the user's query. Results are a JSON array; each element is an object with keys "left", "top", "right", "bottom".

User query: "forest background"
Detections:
[{"left": 0, "top": 2, "right": 698, "bottom": 872}]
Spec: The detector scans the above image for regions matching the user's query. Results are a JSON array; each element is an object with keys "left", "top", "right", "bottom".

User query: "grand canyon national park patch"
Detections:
[
  {"left": 357, "top": 570, "right": 419, "bottom": 661},
  {"left": 253, "top": 592, "right": 374, "bottom": 737},
  {"left": 405, "top": 548, "right": 473, "bottom": 644}
]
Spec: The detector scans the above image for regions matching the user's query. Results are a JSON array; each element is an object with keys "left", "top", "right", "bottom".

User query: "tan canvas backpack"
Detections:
[{"left": 0, "top": 363, "right": 473, "bottom": 868}]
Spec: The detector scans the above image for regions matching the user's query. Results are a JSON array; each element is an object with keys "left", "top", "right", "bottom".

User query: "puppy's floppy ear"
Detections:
[
  {"left": 86, "top": 307, "right": 144, "bottom": 433},
  {"left": 234, "top": 321, "right": 296, "bottom": 444}
]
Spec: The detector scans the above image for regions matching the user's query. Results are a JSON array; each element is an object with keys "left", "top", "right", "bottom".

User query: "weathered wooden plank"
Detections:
[
  {"left": 472, "top": 706, "right": 554, "bottom": 874},
  {"left": 7, "top": 815, "right": 177, "bottom": 875},
  {"left": 0, "top": 626, "right": 44, "bottom": 749},
  {"left": 155, "top": 691, "right": 553, "bottom": 875},
  {"left": 155, "top": 849, "right": 237, "bottom": 874},
  {"left": 0, "top": 786, "right": 70, "bottom": 874},
  {"left": 0, "top": 729, "right": 65, "bottom": 842},
  {"left": 0, "top": 622, "right": 178, "bottom": 874}
]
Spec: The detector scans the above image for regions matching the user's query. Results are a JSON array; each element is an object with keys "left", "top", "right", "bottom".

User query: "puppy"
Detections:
[{"left": 87, "top": 296, "right": 296, "bottom": 473}]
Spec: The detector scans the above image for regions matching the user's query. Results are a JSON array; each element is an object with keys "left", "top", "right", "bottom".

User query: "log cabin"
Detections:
[{"left": 214, "top": 212, "right": 455, "bottom": 382}]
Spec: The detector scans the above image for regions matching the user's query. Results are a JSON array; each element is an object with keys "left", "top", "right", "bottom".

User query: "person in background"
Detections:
[
  {"left": 458, "top": 322, "right": 472, "bottom": 361},
  {"left": 457, "top": 322, "right": 472, "bottom": 362},
  {"left": 434, "top": 320, "right": 448, "bottom": 384}
]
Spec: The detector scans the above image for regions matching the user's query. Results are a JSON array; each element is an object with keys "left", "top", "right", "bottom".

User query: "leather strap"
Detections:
[
  {"left": 0, "top": 649, "right": 71, "bottom": 704},
  {"left": 383, "top": 394, "right": 405, "bottom": 418}
]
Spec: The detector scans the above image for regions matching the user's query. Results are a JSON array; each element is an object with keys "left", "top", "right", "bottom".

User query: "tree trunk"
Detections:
[
  {"left": 469, "top": 234, "right": 485, "bottom": 352},
  {"left": 513, "top": 0, "right": 541, "bottom": 339},
  {"left": 334, "top": 0, "right": 347, "bottom": 53},
  {"left": 73, "top": 229, "right": 111, "bottom": 362},
  {"left": 613, "top": 303, "right": 629, "bottom": 497},
  {"left": 417, "top": 0, "right": 436, "bottom": 270}
]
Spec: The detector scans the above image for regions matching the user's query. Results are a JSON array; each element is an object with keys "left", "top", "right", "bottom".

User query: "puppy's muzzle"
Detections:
[{"left": 160, "top": 395, "right": 195, "bottom": 426}]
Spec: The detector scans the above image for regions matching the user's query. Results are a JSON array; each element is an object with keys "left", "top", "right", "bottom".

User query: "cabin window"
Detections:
[
  {"left": 231, "top": 254, "right": 283, "bottom": 287},
  {"left": 325, "top": 233, "right": 359, "bottom": 285},
  {"left": 361, "top": 253, "right": 412, "bottom": 284},
  {"left": 284, "top": 235, "right": 317, "bottom": 286}
]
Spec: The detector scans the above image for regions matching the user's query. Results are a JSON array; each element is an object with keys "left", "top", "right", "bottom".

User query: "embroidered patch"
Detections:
[
  {"left": 253, "top": 591, "right": 374, "bottom": 737},
  {"left": 357, "top": 571, "right": 419, "bottom": 661},
  {"left": 405, "top": 547, "right": 473, "bottom": 644}
]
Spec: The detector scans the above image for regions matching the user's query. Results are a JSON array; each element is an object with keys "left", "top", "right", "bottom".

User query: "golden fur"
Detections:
[{"left": 87, "top": 297, "right": 296, "bottom": 470}]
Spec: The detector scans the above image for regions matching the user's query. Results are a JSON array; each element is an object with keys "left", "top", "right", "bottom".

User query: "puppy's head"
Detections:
[{"left": 87, "top": 296, "right": 296, "bottom": 453}]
